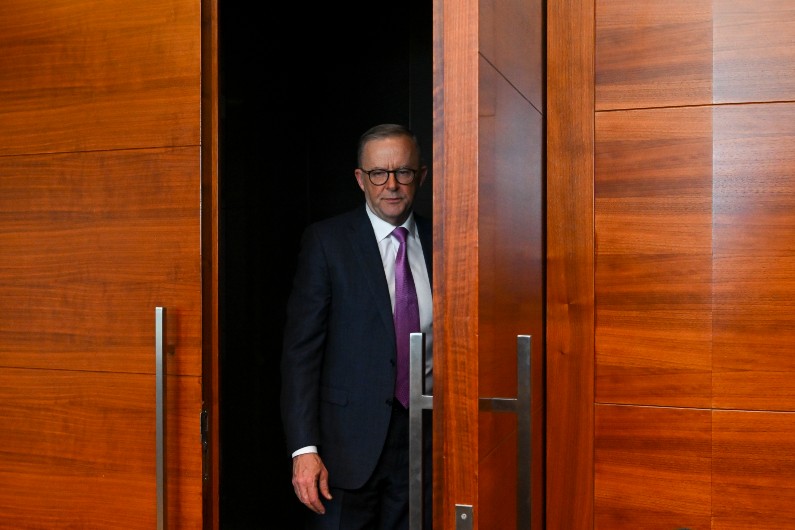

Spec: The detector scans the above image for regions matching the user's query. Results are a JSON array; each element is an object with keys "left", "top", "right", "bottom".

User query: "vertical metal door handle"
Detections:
[
  {"left": 478, "top": 335, "right": 533, "bottom": 530},
  {"left": 409, "top": 334, "right": 533, "bottom": 529},
  {"left": 155, "top": 307, "right": 167, "bottom": 530},
  {"left": 409, "top": 332, "right": 432, "bottom": 529}
]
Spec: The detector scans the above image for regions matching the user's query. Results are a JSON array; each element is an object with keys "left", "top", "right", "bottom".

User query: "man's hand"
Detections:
[{"left": 292, "top": 452, "right": 332, "bottom": 514}]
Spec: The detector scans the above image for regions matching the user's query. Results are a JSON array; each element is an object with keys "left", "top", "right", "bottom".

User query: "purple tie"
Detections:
[{"left": 392, "top": 226, "right": 420, "bottom": 408}]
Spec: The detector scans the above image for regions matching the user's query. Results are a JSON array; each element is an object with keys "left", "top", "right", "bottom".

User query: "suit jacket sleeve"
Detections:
[{"left": 280, "top": 222, "right": 331, "bottom": 455}]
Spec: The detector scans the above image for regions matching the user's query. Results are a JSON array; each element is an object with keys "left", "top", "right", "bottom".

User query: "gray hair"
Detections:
[{"left": 357, "top": 123, "right": 422, "bottom": 168}]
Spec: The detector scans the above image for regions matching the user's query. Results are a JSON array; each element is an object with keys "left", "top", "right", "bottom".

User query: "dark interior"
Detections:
[{"left": 218, "top": 2, "right": 433, "bottom": 526}]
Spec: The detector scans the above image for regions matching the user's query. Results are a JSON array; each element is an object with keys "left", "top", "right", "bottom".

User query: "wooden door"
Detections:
[
  {"left": 548, "top": 1, "right": 795, "bottom": 528},
  {"left": 433, "top": 0, "right": 545, "bottom": 528},
  {"left": 0, "top": 0, "right": 217, "bottom": 528}
]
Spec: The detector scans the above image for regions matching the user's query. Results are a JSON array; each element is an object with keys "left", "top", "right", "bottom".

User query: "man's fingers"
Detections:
[
  {"left": 318, "top": 473, "right": 332, "bottom": 500},
  {"left": 292, "top": 453, "right": 328, "bottom": 514}
]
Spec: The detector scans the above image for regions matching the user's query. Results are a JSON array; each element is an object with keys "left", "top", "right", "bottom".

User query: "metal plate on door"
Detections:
[{"left": 455, "top": 504, "right": 473, "bottom": 530}]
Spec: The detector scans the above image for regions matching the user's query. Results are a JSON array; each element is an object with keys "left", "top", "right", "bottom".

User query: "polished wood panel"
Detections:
[
  {"left": 436, "top": 0, "right": 545, "bottom": 525},
  {"left": 0, "top": 148, "right": 202, "bottom": 377},
  {"left": 0, "top": 0, "right": 211, "bottom": 527},
  {"left": 0, "top": 367, "right": 202, "bottom": 529},
  {"left": 434, "top": 0, "right": 479, "bottom": 526},
  {"left": 478, "top": 0, "right": 544, "bottom": 110},
  {"left": 478, "top": 44, "right": 545, "bottom": 528},
  {"left": 595, "top": 0, "right": 712, "bottom": 110},
  {"left": 595, "top": 404, "right": 711, "bottom": 529},
  {"left": 0, "top": 0, "right": 200, "bottom": 156},
  {"left": 714, "top": 0, "right": 795, "bottom": 104},
  {"left": 478, "top": 55, "right": 529, "bottom": 528},
  {"left": 478, "top": 413, "right": 518, "bottom": 529},
  {"left": 713, "top": 103, "right": 795, "bottom": 411},
  {"left": 562, "top": 1, "right": 795, "bottom": 528},
  {"left": 595, "top": 107, "right": 713, "bottom": 407},
  {"left": 546, "top": 0, "right": 595, "bottom": 527},
  {"left": 713, "top": 411, "right": 795, "bottom": 529},
  {"left": 477, "top": 55, "right": 544, "bottom": 402}
]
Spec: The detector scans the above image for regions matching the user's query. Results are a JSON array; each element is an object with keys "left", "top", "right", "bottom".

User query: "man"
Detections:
[{"left": 281, "top": 123, "right": 433, "bottom": 529}]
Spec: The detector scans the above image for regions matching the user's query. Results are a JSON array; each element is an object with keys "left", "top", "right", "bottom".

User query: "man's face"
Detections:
[{"left": 355, "top": 136, "right": 427, "bottom": 226}]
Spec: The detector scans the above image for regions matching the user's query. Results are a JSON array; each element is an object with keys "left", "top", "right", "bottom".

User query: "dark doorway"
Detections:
[{"left": 218, "top": 3, "right": 432, "bottom": 527}]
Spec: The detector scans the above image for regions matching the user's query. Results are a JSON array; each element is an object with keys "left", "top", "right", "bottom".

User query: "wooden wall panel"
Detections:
[
  {"left": 714, "top": 0, "right": 795, "bottom": 104},
  {"left": 478, "top": 44, "right": 544, "bottom": 528},
  {"left": 434, "top": 0, "right": 480, "bottom": 526},
  {"left": 478, "top": 0, "right": 544, "bottom": 110},
  {"left": 546, "top": 0, "right": 595, "bottom": 526},
  {"left": 713, "top": 411, "right": 795, "bottom": 529},
  {"left": 0, "top": 367, "right": 202, "bottom": 529},
  {"left": 477, "top": 58, "right": 516, "bottom": 530},
  {"left": 478, "top": 64, "right": 544, "bottom": 400},
  {"left": 595, "top": 107, "right": 713, "bottom": 408},
  {"left": 0, "top": 0, "right": 200, "bottom": 156},
  {"left": 713, "top": 103, "right": 795, "bottom": 411},
  {"left": 477, "top": 414, "right": 518, "bottom": 529},
  {"left": 595, "top": 0, "right": 712, "bottom": 111},
  {"left": 590, "top": 0, "right": 795, "bottom": 529},
  {"left": 0, "top": 0, "right": 209, "bottom": 524},
  {"left": 595, "top": 404, "right": 711, "bottom": 530},
  {"left": 0, "top": 148, "right": 202, "bottom": 377},
  {"left": 436, "top": 0, "right": 545, "bottom": 526},
  {"left": 547, "top": 0, "right": 795, "bottom": 528}
]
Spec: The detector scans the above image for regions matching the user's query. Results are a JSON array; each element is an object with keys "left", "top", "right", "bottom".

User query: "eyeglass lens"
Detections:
[{"left": 367, "top": 169, "right": 415, "bottom": 185}]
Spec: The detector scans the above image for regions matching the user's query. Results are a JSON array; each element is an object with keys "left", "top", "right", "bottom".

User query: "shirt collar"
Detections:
[{"left": 365, "top": 204, "right": 416, "bottom": 242}]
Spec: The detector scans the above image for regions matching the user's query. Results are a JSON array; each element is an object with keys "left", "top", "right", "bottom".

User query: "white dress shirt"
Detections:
[{"left": 365, "top": 205, "right": 434, "bottom": 394}]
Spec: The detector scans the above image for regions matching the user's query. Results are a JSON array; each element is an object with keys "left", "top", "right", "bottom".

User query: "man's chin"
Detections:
[
  {"left": 380, "top": 199, "right": 407, "bottom": 211},
  {"left": 375, "top": 209, "right": 409, "bottom": 226}
]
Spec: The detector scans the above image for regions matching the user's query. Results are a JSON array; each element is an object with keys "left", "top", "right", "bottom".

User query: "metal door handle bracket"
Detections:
[
  {"left": 478, "top": 335, "right": 532, "bottom": 530},
  {"left": 409, "top": 334, "right": 533, "bottom": 530},
  {"left": 455, "top": 504, "right": 474, "bottom": 530},
  {"left": 409, "top": 332, "right": 432, "bottom": 530}
]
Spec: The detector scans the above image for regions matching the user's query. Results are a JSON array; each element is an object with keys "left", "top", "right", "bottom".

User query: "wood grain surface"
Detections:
[
  {"left": 546, "top": 0, "right": 596, "bottom": 527},
  {"left": 0, "top": 148, "right": 202, "bottom": 376},
  {"left": 0, "top": 0, "right": 200, "bottom": 156},
  {"left": 713, "top": 103, "right": 795, "bottom": 411},
  {"left": 588, "top": 0, "right": 795, "bottom": 528},
  {"left": 595, "top": 107, "right": 713, "bottom": 408},
  {"left": 0, "top": 0, "right": 208, "bottom": 527}
]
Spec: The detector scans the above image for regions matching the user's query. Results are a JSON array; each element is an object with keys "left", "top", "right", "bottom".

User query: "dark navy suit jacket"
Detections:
[{"left": 280, "top": 204, "right": 432, "bottom": 489}]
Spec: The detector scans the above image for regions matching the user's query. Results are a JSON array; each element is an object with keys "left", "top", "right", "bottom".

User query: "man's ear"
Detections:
[
  {"left": 354, "top": 168, "right": 366, "bottom": 191},
  {"left": 417, "top": 166, "right": 429, "bottom": 186}
]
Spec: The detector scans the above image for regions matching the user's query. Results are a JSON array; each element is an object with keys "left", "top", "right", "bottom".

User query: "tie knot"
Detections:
[{"left": 392, "top": 226, "right": 409, "bottom": 245}]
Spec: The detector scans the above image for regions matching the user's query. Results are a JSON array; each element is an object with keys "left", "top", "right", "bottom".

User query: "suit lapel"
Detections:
[{"left": 345, "top": 207, "right": 396, "bottom": 342}]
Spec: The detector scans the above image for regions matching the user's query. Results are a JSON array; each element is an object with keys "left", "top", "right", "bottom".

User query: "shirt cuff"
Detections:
[{"left": 292, "top": 445, "right": 318, "bottom": 458}]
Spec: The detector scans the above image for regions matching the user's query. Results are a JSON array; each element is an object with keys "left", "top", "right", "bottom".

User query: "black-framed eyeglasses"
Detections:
[{"left": 359, "top": 167, "right": 417, "bottom": 186}]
